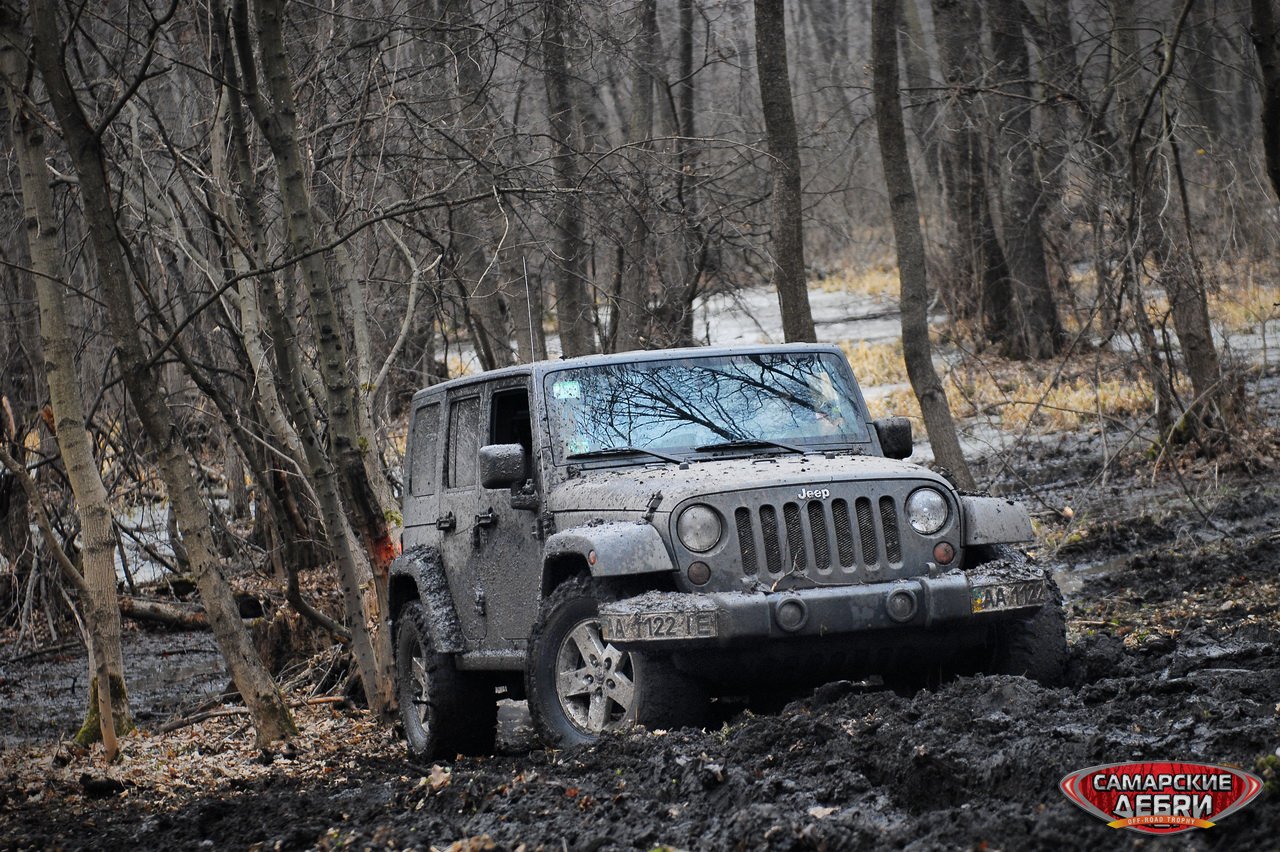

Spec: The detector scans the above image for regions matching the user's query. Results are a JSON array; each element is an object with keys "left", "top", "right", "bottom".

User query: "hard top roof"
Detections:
[{"left": 408, "top": 342, "right": 847, "bottom": 405}]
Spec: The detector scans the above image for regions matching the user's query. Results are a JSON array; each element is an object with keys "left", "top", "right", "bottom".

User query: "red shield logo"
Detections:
[{"left": 1060, "top": 761, "right": 1263, "bottom": 835}]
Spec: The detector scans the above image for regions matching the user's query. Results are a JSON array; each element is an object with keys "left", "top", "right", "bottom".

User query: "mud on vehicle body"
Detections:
[{"left": 388, "top": 344, "right": 1066, "bottom": 758}]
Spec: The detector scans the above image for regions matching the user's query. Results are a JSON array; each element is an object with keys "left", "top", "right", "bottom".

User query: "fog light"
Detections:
[
  {"left": 933, "top": 541, "right": 956, "bottom": 565},
  {"left": 687, "top": 561, "right": 711, "bottom": 586},
  {"left": 775, "top": 597, "right": 808, "bottom": 632},
  {"left": 886, "top": 588, "right": 918, "bottom": 623}
]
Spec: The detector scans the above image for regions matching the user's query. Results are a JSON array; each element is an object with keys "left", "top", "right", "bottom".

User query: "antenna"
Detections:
[{"left": 523, "top": 256, "right": 536, "bottom": 360}]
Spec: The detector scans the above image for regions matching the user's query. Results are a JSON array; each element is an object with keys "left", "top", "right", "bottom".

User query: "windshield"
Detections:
[{"left": 543, "top": 351, "right": 869, "bottom": 464}]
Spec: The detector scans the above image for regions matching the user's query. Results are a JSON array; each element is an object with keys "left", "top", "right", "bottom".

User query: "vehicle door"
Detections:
[
  {"left": 471, "top": 378, "right": 545, "bottom": 652},
  {"left": 439, "top": 388, "right": 487, "bottom": 642},
  {"left": 402, "top": 396, "right": 443, "bottom": 551}
]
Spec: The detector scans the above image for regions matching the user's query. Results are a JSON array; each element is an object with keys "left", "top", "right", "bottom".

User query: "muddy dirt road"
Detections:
[{"left": 2, "top": 465, "right": 1277, "bottom": 851}]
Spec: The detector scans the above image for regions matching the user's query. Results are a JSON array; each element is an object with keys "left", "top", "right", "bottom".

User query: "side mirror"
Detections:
[
  {"left": 479, "top": 443, "right": 527, "bottom": 489},
  {"left": 873, "top": 417, "right": 912, "bottom": 460}
]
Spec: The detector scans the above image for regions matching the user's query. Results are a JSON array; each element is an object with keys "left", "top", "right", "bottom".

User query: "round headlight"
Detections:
[
  {"left": 677, "top": 504, "right": 722, "bottom": 553},
  {"left": 905, "top": 488, "right": 949, "bottom": 535}
]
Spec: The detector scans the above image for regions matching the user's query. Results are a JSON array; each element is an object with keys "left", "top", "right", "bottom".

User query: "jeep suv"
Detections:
[{"left": 389, "top": 344, "right": 1066, "bottom": 757}]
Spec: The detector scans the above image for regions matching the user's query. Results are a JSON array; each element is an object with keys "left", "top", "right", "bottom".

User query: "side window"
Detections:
[
  {"left": 490, "top": 387, "right": 532, "bottom": 453},
  {"left": 446, "top": 395, "right": 481, "bottom": 488},
  {"left": 409, "top": 402, "right": 440, "bottom": 496}
]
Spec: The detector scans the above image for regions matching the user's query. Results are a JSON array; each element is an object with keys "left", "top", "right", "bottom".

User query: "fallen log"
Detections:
[{"left": 119, "top": 596, "right": 209, "bottom": 629}]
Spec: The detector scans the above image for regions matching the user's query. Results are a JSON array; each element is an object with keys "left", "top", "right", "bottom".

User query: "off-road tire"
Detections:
[
  {"left": 526, "top": 575, "right": 708, "bottom": 748},
  {"left": 986, "top": 593, "right": 1068, "bottom": 686},
  {"left": 960, "top": 543, "right": 1069, "bottom": 686},
  {"left": 395, "top": 601, "right": 496, "bottom": 760}
]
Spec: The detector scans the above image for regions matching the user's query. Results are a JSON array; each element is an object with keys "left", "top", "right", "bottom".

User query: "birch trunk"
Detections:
[
  {"left": 217, "top": 1, "right": 391, "bottom": 711},
  {"left": 29, "top": 0, "right": 296, "bottom": 747},
  {"left": 0, "top": 6, "right": 133, "bottom": 750}
]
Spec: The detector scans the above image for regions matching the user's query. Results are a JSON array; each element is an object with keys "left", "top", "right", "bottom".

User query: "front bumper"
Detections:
[{"left": 598, "top": 570, "right": 1049, "bottom": 650}]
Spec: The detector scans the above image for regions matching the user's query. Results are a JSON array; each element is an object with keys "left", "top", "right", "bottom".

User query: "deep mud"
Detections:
[
  {"left": 0, "top": 630, "right": 227, "bottom": 749},
  {"left": 2, "top": 473, "right": 1278, "bottom": 850}
]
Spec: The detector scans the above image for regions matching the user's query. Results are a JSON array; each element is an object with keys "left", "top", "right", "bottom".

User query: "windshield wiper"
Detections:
[
  {"left": 566, "top": 446, "right": 686, "bottom": 464},
  {"left": 694, "top": 438, "right": 808, "bottom": 455}
]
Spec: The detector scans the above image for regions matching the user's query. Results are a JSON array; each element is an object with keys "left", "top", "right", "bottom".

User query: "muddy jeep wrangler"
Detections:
[{"left": 389, "top": 344, "right": 1066, "bottom": 757}]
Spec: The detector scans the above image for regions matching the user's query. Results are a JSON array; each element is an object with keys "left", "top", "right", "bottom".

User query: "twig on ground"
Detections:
[{"left": 156, "top": 695, "right": 347, "bottom": 733}]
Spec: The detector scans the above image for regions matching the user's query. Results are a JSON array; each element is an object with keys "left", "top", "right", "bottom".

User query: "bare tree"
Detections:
[
  {"left": 542, "top": 0, "right": 597, "bottom": 357},
  {"left": 989, "top": 0, "right": 1063, "bottom": 359},
  {"left": 1253, "top": 0, "right": 1280, "bottom": 201},
  {"left": 930, "top": 0, "right": 1015, "bottom": 351},
  {"left": 0, "top": 3, "right": 131, "bottom": 753},
  {"left": 28, "top": 0, "right": 297, "bottom": 747},
  {"left": 754, "top": 0, "right": 816, "bottom": 343},
  {"left": 223, "top": 0, "right": 394, "bottom": 713},
  {"left": 872, "top": 0, "right": 975, "bottom": 490}
]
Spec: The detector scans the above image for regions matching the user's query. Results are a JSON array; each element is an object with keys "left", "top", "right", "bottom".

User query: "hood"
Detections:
[{"left": 545, "top": 453, "right": 952, "bottom": 514}]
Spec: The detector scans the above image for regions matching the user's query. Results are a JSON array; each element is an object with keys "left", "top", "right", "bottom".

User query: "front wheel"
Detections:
[
  {"left": 967, "top": 545, "right": 1069, "bottom": 686},
  {"left": 525, "top": 577, "right": 707, "bottom": 748},
  {"left": 395, "top": 601, "right": 496, "bottom": 760},
  {"left": 986, "top": 597, "right": 1069, "bottom": 686}
]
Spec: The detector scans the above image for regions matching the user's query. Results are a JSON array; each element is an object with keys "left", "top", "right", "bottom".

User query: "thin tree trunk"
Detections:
[
  {"left": 1184, "top": 1, "right": 1219, "bottom": 145},
  {"left": 754, "top": 0, "right": 816, "bottom": 343},
  {"left": 872, "top": 0, "right": 976, "bottom": 491},
  {"left": 931, "top": 0, "right": 1014, "bottom": 347},
  {"left": 434, "top": 0, "right": 516, "bottom": 369},
  {"left": 1111, "top": 0, "right": 1177, "bottom": 435},
  {"left": 990, "top": 0, "right": 1062, "bottom": 359},
  {"left": 29, "top": 0, "right": 296, "bottom": 748},
  {"left": 222, "top": 0, "right": 392, "bottom": 714},
  {"left": 613, "top": 0, "right": 659, "bottom": 351},
  {"left": 1, "top": 4, "right": 133, "bottom": 753},
  {"left": 898, "top": 0, "right": 942, "bottom": 184},
  {"left": 541, "top": 0, "right": 595, "bottom": 357},
  {"left": 1252, "top": 0, "right": 1280, "bottom": 202}
]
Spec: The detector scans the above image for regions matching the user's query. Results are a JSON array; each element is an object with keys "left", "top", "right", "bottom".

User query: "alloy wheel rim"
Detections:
[{"left": 554, "top": 616, "right": 636, "bottom": 734}]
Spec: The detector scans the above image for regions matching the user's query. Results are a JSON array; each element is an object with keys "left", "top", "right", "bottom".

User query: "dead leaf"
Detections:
[
  {"left": 808, "top": 806, "right": 838, "bottom": 819},
  {"left": 429, "top": 764, "right": 452, "bottom": 792}
]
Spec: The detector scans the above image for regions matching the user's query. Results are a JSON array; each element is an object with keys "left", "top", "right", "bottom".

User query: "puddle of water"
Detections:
[
  {"left": 0, "top": 630, "right": 226, "bottom": 747},
  {"left": 1053, "top": 554, "right": 1128, "bottom": 597}
]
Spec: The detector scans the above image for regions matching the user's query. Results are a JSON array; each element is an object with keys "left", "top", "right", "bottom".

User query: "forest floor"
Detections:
[{"left": 3, "top": 384, "right": 1280, "bottom": 850}]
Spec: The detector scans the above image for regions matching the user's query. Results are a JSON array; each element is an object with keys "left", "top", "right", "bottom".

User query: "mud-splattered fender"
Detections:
[
  {"left": 960, "top": 496, "right": 1034, "bottom": 545},
  {"left": 543, "top": 521, "right": 675, "bottom": 578},
  {"left": 388, "top": 546, "right": 464, "bottom": 653}
]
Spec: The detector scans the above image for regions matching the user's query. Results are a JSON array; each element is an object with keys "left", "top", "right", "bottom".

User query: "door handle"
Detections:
[
  {"left": 435, "top": 512, "right": 456, "bottom": 531},
  {"left": 474, "top": 508, "right": 496, "bottom": 528}
]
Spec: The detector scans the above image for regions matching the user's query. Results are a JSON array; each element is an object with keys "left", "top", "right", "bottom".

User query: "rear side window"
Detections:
[
  {"left": 409, "top": 402, "right": 440, "bottom": 496},
  {"left": 446, "top": 395, "right": 481, "bottom": 488}
]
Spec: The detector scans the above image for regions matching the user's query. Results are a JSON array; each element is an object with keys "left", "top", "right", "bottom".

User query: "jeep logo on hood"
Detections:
[{"left": 797, "top": 487, "right": 831, "bottom": 500}]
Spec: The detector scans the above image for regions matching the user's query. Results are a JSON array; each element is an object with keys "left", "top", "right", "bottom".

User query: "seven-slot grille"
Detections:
[{"left": 735, "top": 495, "right": 903, "bottom": 577}]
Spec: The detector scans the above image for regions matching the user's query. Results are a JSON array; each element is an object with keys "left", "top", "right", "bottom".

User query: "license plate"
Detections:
[
  {"left": 970, "top": 579, "right": 1047, "bottom": 613},
  {"left": 600, "top": 610, "right": 719, "bottom": 642}
]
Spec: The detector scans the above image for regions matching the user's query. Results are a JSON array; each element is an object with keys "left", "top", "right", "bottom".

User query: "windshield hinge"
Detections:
[{"left": 643, "top": 491, "right": 663, "bottom": 523}]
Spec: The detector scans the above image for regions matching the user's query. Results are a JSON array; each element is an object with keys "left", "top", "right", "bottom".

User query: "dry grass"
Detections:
[
  {"left": 837, "top": 340, "right": 909, "bottom": 387},
  {"left": 814, "top": 265, "right": 900, "bottom": 300},
  {"left": 1210, "top": 279, "right": 1280, "bottom": 335},
  {"left": 857, "top": 346, "right": 1163, "bottom": 436},
  {"left": 951, "top": 370, "right": 1155, "bottom": 433},
  {"left": 867, "top": 387, "right": 921, "bottom": 422}
]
